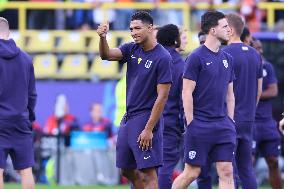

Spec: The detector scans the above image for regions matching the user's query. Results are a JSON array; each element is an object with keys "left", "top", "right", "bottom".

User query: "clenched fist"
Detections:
[{"left": 97, "top": 22, "right": 109, "bottom": 38}]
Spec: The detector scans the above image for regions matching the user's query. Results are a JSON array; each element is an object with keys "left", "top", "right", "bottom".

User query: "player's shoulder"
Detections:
[
  {"left": 19, "top": 49, "right": 33, "bottom": 66},
  {"left": 220, "top": 48, "right": 233, "bottom": 60},
  {"left": 156, "top": 44, "right": 171, "bottom": 56},
  {"left": 155, "top": 44, "right": 172, "bottom": 62}
]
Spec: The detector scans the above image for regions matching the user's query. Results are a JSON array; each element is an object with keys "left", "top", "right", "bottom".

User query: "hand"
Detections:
[
  {"left": 279, "top": 118, "right": 284, "bottom": 133},
  {"left": 137, "top": 128, "right": 153, "bottom": 151},
  {"left": 97, "top": 22, "right": 109, "bottom": 38}
]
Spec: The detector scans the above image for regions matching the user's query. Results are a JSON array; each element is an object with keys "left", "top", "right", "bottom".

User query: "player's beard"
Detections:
[{"left": 217, "top": 36, "right": 229, "bottom": 45}]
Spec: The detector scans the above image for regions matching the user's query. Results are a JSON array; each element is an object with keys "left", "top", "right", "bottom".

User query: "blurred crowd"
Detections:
[{"left": 1, "top": 0, "right": 284, "bottom": 32}]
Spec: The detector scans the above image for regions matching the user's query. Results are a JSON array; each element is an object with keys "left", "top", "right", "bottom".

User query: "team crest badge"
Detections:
[
  {"left": 145, "top": 60, "right": 152, "bottom": 69},
  {"left": 138, "top": 58, "right": 142, "bottom": 64},
  {"left": 188, "top": 151, "right": 196, "bottom": 160},
  {"left": 223, "top": 60, "right": 228, "bottom": 68},
  {"left": 263, "top": 69, "right": 267, "bottom": 77}
]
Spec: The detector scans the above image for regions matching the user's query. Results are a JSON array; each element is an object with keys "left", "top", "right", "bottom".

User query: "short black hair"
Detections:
[
  {"left": 240, "top": 27, "right": 250, "bottom": 42},
  {"left": 156, "top": 24, "right": 179, "bottom": 47},
  {"left": 201, "top": 11, "right": 226, "bottom": 34},
  {"left": 198, "top": 31, "right": 206, "bottom": 38},
  {"left": 131, "top": 11, "right": 153, "bottom": 25}
]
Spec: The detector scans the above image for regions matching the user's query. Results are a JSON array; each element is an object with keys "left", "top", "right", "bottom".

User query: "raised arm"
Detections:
[
  {"left": 182, "top": 78, "right": 196, "bottom": 125},
  {"left": 138, "top": 83, "right": 171, "bottom": 151},
  {"left": 97, "top": 22, "right": 123, "bottom": 61},
  {"left": 226, "top": 82, "right": 235, "bottom": 120}
]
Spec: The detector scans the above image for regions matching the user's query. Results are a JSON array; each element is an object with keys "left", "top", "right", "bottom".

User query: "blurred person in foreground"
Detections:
[
  {"left": 172, "top": 11, "right": 236, "bottom": 189},
  {"left": 252, "top": 38, "right": 282, "bottom": 189},
  {"left": 156, "top": 24, "right": 185, "bottom": 189},
  {"left": 97, "top": 11, "right": 172, "bottom": 189},
  {"left": 0, "top": 17, "right": 37, "bottom": 189}
]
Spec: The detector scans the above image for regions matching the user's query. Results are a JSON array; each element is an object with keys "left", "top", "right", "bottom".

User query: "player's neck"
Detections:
[
  {"left": 141, "top": 37, "right": 157, "bottom": 51},
  {"left": 228, "top": 36, "right": 242, "bottom": 44},
  {"left": 204, "top": 36, "right": 221, "bottom": 53}
]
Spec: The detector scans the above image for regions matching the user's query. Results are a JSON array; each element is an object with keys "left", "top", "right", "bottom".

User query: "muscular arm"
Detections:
[
  {"left": 99, "top": 37, "right": 123, "bottom": 61},
  {"left": 138, "top": 83, "right": 171, "bottom": 151},
  {"left": 182, "top": 79, "right": 196, "bottom": 125},
  {"left": 260, "top": 83, "right": 278, "bottom": 100},
  {"left": 256, "top": 78, "right": 263, "bottom": 105},
  {"left": 145, "top": 83, "right": 171, "bottom": 131},
  {"left": 226, "top": 82, "right": 235, "bottom": 120}
]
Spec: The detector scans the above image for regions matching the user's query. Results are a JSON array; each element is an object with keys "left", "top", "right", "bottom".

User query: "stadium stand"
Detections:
[
  {"left": 25, "top": 31, "right": 55, "bottom": 53},
  {"left": 33, "top": 54, "right": 58, "bottom": 79},
  {"left": 56, "top": 31, "right": 86, "bottom": 53},
  {"left": 90, "top": 57, "right": 120, "bottom": 80},
  {"left": 57, "top": 54, "right": 89, "bottom": 79}
]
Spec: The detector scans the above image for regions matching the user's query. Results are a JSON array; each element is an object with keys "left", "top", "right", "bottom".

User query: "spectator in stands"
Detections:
[
  {"left": 113, "top": 0, "right": 135, "bottom": 30},
  {"left": 82, "top": 103, "right": 113, "bottom": 139},
  {"left": 239, "top": 0, "right": 262, "bottom": 32},
  {"left": 93, "top": 0, "right": 116, "bottom": 29},
  {"left": 27, "top": 0, "right": 56, "bottom": 29},
  {"left": 71, "top": 0, "right": 95, "bottom": 30},
  {"left": 43, "top": 94, "right": 79, "bottom": 136}
]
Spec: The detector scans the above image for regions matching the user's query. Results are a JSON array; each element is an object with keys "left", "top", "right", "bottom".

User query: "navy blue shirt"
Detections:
[
  {"left": 163, "top": 47, "right": 185, "bottom": 125},
  {"left": 0, "top": 39, "right": 37, "bottom": 121},
  {"left": 119, "top": 42, "right": 172, "bottom": 115},
  {"left": 183, "top": 45, "right": 234, "bottom": 121},
  {"left": 255, "top": 60, "right": 277, "bottom": 121},
  {"left": 223, "top": 43, "right": 262, "bottom": 122}
]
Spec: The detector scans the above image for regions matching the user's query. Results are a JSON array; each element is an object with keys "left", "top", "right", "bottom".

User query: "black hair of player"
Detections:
[
  {"left": 156, "top": 24, "right": 180, "bottom": 47},
  {"left": 201, "top": 11, "right": 226, "bottom": 34},
  {"left": 131, "top": 11, "right": 153, "bottom": 25},
  {"left": 240, "top": 27, "right": 250, "bottom": 42}
]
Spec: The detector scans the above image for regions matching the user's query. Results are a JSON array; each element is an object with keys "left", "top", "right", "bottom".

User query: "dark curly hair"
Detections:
[{"left": 156, "top": 24, "right": 180, "bottom": 47}]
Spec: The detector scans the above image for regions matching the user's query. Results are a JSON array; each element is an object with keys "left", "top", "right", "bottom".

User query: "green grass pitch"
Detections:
[{"left": 4, "top": 183, "right": 271, "bottom": 189}]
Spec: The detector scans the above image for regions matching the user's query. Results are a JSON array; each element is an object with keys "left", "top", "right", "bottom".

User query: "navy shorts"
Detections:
[
  {"left": 0, "top": 119, "right": 34, "bottom": 170},
  {"left": 253, "top": 119, "right": 281, "bottom": 157},
  {"left": 184, "top": 117, "right": 236, "bottom": 166},
  {"left": 116, "top": 112, "right": 163, "bottom": 170}
]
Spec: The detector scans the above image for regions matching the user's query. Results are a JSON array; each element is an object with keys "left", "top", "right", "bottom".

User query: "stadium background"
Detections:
[{"left": 0, "top": 1, "right": 283, "bottom": 188}]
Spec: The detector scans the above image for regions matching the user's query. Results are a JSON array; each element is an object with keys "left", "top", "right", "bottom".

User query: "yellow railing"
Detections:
[{"left": 0, "top": 1, "right": 283, "bottom": 32}]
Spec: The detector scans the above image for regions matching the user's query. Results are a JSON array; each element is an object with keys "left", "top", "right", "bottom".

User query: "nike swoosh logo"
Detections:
[
  {"left": 143, "top": 156, "right": 151, "bottom": 160},
  {"left": 131, "top": 55, "right": 136, "bottom": 59}
]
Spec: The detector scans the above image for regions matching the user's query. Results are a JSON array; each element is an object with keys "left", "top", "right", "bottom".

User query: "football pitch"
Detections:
[{"left": 4, "top": 183, "right": 271, "bottom": 189}]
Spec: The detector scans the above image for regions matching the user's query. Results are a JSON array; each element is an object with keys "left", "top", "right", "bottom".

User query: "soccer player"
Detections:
[
  {"left": 240, "top": 26, "right": 252, "bottom": 46},
  {"left": 97, "top": 11, "right": 172, "bottom": 189},
  {"left": 198, "top": 31, "right": 206, "bottom": 45},
  {"left": 0, "top": 17, "right": 37, "bottom": 189},
  {"left": 172, "top": 11, "right": 236, "bottom": 189},
  {"left": 222, "top": 13, "right": 263, "bottom": 189},
  {"left": 155, "top": 24, "right": 185, "bottom": 189},
  {"left": 252, "top": 38, "right": 283, "bottom": 189}
]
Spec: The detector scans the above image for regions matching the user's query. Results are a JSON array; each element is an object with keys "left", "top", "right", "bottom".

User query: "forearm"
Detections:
[
  {"left": 226, "top": 95, "right": 235, "bottom": 120},
  {"left": 260, "top": 84, "right": 278, "bottom": 100},
  {"left": 99, "top": 37, "right": 110, "bottom": 60},
  {"left": 183, "top": 94, "right": 193, "bottom": 125},
  {"left": 256, "top": 78, "right": 263, "bottom": 105},
  {"left": 145, "top": 95, "right": 168, "bottom": 131}
]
